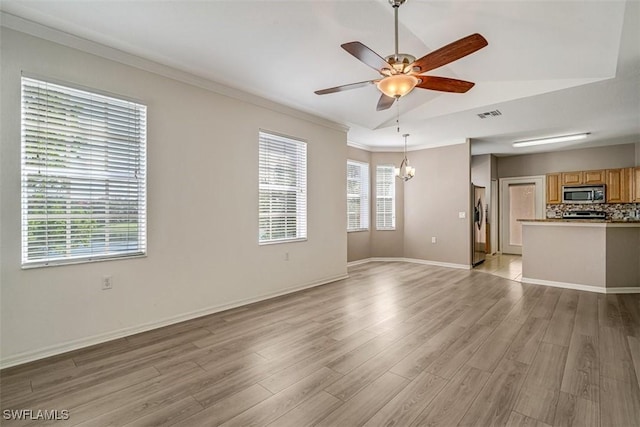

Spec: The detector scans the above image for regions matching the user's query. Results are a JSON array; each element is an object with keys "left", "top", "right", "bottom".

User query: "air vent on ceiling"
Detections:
[{"left": 477, "top": 110, "right": 502, "bottom": 119}]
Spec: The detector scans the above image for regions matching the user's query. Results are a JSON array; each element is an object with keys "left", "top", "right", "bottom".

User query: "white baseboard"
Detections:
[
  {"left": 346, "top": 258, "right": 377, "bottom": 267},
  {"left": 0, "top": 273, "right": 348, "bottom": 370},
  {"left": 347, "top": 257, "right": 471, "bottom": 270},
  {"left": 369, "top": 257, "right": 410, "bottom": 263},
  {"left": 402, "top": 257, "right": 471, "bottom": 270},
  {"left": 521, "top": 277, "right": 640, "bottom": 294},
  {"left": 607, "top": 287, "right": 640, "bottom": 294}
]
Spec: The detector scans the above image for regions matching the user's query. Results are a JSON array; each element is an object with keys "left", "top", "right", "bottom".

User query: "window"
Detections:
[
  {"left": 376, "top": 165, "right": 396, "bottom": 230},
  {"left": 258, "top": 131, "right": 307, "bottom": 244},
  {"left": 21, "top": 77, "right": 147, "bottom": 267},
  {"left": 347, "top": 160, "right": 369, "bottom": 231}
]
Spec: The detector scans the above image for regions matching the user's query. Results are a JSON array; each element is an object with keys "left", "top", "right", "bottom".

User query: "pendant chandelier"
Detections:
[{"left": 395, "top": 133, "right": 415, "bottom": 181}]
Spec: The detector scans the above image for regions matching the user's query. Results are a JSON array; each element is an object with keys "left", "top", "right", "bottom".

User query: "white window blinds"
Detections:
[
  {"left": 258, "top": 131, "right": 307, "bottom": 244},
  {"left": 347, "top": 160, "right": 369, "bottom": 231},
  {"left": 21, "top": 77, "right": 147, "bottom": 267},
  {"left": 376, "top": 164, "right": 396, "bottom": 230}
]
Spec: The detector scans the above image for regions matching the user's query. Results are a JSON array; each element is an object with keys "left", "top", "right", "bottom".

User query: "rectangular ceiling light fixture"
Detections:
[{"left": 512, "top": 133, "right": 590, "bottom": 148}]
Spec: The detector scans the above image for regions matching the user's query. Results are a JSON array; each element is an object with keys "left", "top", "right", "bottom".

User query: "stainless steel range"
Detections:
[{"left": 562, "top": 211, "right": 606, "bottom": 220}]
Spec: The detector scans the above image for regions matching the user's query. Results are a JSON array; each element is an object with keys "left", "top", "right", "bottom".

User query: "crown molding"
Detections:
[
  {"left": 347, "top": 141, "right": 404, "bottom": 152},
  {"left": 347, "top": 138, "right": 469, "bottom": 153},
  {"left": 0, "top": 12, "right": 349, "bottom": 134},
  {"left": 347, "top": 140, "right": 374, "bottom": 151},
  {"left": 407, "top": 138, "right": 469, "bottom": 152}
]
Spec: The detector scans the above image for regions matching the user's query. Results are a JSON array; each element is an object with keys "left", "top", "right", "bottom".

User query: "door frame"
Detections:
[
  {"left": 499, "top": 176, "right": 545, "bottom": 254},
  {"left": 490, "top": 179, "right": 498, "bottom": 255}
]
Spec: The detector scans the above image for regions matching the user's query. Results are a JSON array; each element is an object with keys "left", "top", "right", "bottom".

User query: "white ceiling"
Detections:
[{"left": 1, "top": 0, "right": 639, "bottom": 155}]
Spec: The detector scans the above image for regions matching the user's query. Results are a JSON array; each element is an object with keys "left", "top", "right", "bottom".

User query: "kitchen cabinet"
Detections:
[
  {"left": 634, "top": 167, "right": 640, "bottom": 202},
  {"left": 583, "top": 170, "right": 606, "bottom": 184},
  {"left": 546, "top": 173, "right": 562, "bottom": 204},
  {"left": 561, "top": 170, "right": 605, "bottom": 186},
  {"left": 547, "top": 168, "right": 635, "bottom": 204},
  {"left": 562, "top": 171, "right": 583, "bottom": 186},
  {"left": 606, "top": 168, "right": 633, "bottom": 203}
]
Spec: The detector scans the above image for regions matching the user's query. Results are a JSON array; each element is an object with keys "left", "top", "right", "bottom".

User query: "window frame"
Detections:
[
  {"left": 376, "top": 164, "right": 396, "bottom": 231},
  {"left": 258, "top": 130, "right": 307, "bottom": 245},
  {"left": 20, "top": 76, "right": 147, "bottom": 268},
  {"left": 347, "top": 160, "right": 370, "bottom": 232}
]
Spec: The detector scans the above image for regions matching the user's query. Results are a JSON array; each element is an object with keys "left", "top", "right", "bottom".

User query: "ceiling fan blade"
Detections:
[
  {"left": 376, "top": 93, "right": 396, "bottom": 111},
  {"left": 341, "top": 41, "right": 390, "bottom": 72},
  {"left": 416, "top": 76, "right": 475, "bottom": 93},
  {"left": 315, "top": 80, "right": 375, "bottom": 95},
  {"left": 412, "top": 33, "right": 488, "bottom": 74}
]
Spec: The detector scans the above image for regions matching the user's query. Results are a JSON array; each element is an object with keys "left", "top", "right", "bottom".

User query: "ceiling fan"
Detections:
[{"left": 315, "top": 0, "right": 488, "bottom": 111}]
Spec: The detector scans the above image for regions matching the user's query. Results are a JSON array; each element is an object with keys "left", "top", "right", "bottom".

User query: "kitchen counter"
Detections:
[
  {"left": 519, "top": 218, "right": 640, "bottom": 224},
  {"left": 519, "top": 220, "right": 640, "bottom": 292}
]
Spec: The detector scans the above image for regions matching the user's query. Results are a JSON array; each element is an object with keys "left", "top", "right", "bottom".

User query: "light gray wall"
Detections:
[
  {"left": 497, "top": 143, "right": 637, "bottom": 178},
  {"left": 636, "top": 142, "right": 640, "bottom": 166},
  {"left": 471, "top": 154, "right": 491, "bottom": 189},
  {"left": 606, "top": 227, "right": 640, "bottom": 288},
  {"left": 347, "top": 146, "right": 372, "bottom": 262},
  {"left": 370, "top": 152, "right": 405, "bottom": 258},
  {"left": 404, "top": 142, "right": 472, "bottom": 266},
  {"left": 491, "top": 155, "right": 498, "bottom": 179},
  {"left": 0, "top": 28, "right": 347, "bottom": 366}
]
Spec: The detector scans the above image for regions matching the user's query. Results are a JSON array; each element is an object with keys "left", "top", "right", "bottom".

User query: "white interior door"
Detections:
[{"left": 500, "top": 176, "right": 544, "bottom": 255}]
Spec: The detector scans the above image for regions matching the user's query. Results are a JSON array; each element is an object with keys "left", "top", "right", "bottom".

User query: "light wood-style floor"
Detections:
[
  {"left": 1, "top": 262, "right": 639, "bottom": 426},
  {"left": 474, "top": 253, "right": 523, "bottom": 282}
]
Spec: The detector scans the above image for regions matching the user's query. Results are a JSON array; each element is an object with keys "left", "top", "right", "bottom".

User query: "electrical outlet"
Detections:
[
  {"left": 431, "top": 237, "right": 437, "bottom": 244},
  {"left": 284, "top": 252, "right": 289, "bottom": 261},
  {"left": 458, "top": 211, "right": 466, "bottom": 219},
  {"left": 102, "top": 275, "right": 113, "bottom": 290}
]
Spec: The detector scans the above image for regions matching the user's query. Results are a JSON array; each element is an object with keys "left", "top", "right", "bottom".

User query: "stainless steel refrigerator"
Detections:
[{"left": 472, "top": 185, "right": 486, "bottom": 266}]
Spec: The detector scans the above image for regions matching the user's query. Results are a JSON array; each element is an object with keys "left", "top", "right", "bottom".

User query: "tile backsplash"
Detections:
[{"left": 546, "top": 203, "right": 640, "bottom": 220}]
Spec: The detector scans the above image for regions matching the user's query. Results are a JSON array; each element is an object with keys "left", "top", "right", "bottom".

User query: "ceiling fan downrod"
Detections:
[{"left": 390, "top": 0, "right": 406, "bottom": 61}]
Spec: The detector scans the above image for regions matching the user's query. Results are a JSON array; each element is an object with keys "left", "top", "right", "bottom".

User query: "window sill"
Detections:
[
  {"left": 21, "top": 253, "right": 147, "bottom": 269},
  {"left": 259, "top": 238, "right": 308, "bottom": 246},
  {"left": 348, "top": 229, "right": 370, "bottom": 233}
]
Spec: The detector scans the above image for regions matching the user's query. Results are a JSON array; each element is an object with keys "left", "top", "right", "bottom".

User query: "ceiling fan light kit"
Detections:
[
  {"left": 512, "top": 133, "right": 590, "bottom": 148},
  {"left": 377, "top": 74, "right": 419, "bottom": 98},
  {"left": 314, "top": 0, "right": 488, "bottom": 111}
]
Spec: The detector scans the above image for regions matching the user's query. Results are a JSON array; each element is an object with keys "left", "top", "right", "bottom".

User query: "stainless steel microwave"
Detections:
[{"left": 562, "top": 185, "right": 605, "bottom": 204}]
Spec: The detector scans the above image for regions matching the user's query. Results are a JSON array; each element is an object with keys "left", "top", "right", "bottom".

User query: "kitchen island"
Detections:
[{"left": 519, "top": 220, "right": 640, "bottom": 293}]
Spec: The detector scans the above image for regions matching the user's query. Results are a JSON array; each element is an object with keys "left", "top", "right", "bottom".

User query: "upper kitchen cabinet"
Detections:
[
  {"left": 583, "top": 170, "right": 606, "bottom": 184},
  {"left": 546, "top": 173, "right": 562, "bottom": 204},
  {"left": 561, "top": 169, "right": 605, "bottom": 186},
  {"left": 606, "top": 168, "right": 633, "bottom": 203},
  {"left": 634, "top": 167, "right": 640, "bottom": 202},
  {"left": 562, "top": 171, "right": 583, "bottom": 185},
  {"left": 546, "top": 168, "right": 636, "bottom": 204}
]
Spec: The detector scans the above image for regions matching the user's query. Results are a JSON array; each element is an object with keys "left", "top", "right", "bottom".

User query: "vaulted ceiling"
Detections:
[{"left": 1, "top": 0, "right": 638, "bottom": 155}]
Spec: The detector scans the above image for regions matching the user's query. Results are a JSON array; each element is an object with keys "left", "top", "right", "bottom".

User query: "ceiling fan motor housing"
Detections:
[
  {"left": 389, "top": 0, "right": 406, "bottom": 8},
  {"left": 383, "top": 53, "right": 417, "bottom": 75}
]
